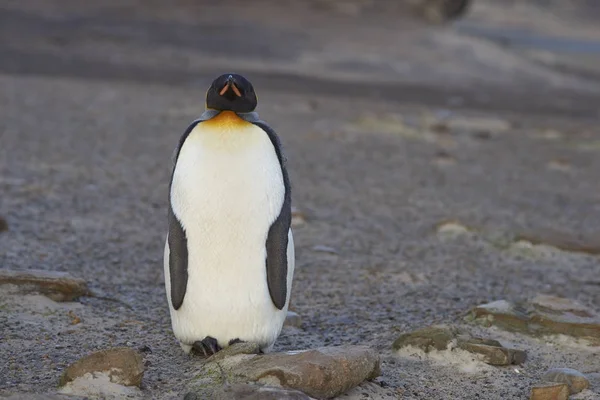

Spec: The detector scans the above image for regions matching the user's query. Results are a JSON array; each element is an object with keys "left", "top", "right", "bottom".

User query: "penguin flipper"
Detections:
[
  {"left": 250, "top": 120, "right": 292, "bottom": 310},
  {"left": 168, "top": 204, "right": 188, "bottom": 310}
]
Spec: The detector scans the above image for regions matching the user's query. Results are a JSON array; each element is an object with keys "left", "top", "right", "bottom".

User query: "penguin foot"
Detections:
[{"left": 191, "top": 336, "right": 221, "bottom": 357}]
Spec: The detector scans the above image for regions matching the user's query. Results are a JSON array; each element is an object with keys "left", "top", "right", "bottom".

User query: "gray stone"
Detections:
[
  {"left": 529, "top": 382, "right": 569, "bottom": 400},
  {"left": 392, "top": 326, "right": 458, "bottom": 352},
  {"left": 291, "top": 206, "right": 307, "bottom": 227},
  {"left": 202, "top": 345, "right": 380, "bottom": 399},
  {"left": 542, "top": 368, "right": 590, "bottom": 394},
  {"left": 59, "top": 347, "right": 144, "bottom": 387},
  {"left": 393, "top": 325, "right": 526, "bottom": 365},
  {"left": 458, "top": 338, "right": 527, "bottom": 366},
  {"left": 284, "top": 311, "right": 302, "bottom": 328},
  {"left": 466, "top": 296, "right": 600, "bottom": 344},
  {"left": 0, "top": 269, "right": 89, "bottom": 302},
  {"left": 0, "top": 216, "right": 7, "bottom": 232},
  {"left": 466, "top": 300, "right": 531, "bottom": 333}
]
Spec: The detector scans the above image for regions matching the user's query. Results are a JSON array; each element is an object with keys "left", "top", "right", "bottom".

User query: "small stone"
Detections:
[
  {"left": 436, "top": 221, "right": 472, "bottom": 237},
  {"left": 311, "top": 245, "right": 338, "bottom": 254},
  {"left": 291, "top": 207, "right": 307, "bottom": 227},
  {"left": 207, "top": 342, "right": 261, "bottom": 363},
  {"left": 284, "top": 311, "right": 302, "bottom": 328},
  {"left": 467, "top": 300, "right": 531, "bottom": 333},
  {"left": 137, "top": 345, "right": 152, "bottom": 354},
  {"left": 0, "top": 216, "right": 8, "bottom": 232},
  {"left": 530, "top": 382, "right": 569, "bottom": 400},
  {"left": 59, "top": 347, "right": 144, "bottom": 387},
  {"left": 205, "top": 345, "right": 380, "bottom": 399},
  {"left": 392, "top": 326, "right": 458, "bottom": 352},
  {"left": 0, "top": 269, "right": 89, "bottom": 302},
  {"left": 68, "top": 310, "right": 81, "bottom": 325},
  {"left": 458, "top": 339, "right": 526, "bottom": 366},
  {"left": 542, "top": 368, "right": 590, "bottom": 394}
]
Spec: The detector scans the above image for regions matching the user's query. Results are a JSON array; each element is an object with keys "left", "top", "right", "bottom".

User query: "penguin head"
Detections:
[{"left": 206, "top": 73, "right": 257, "bottom": 113}]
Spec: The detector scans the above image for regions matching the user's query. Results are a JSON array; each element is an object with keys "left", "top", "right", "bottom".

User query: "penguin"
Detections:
[{"left": 164, "top": 73, "right": 294, "bottom": 356}]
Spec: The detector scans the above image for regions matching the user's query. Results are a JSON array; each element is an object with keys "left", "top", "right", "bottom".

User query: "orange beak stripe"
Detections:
[
  {"left": 231, "top": 83, "right": 242, "bottom": 97},
  {"left": 219, "top": 83, "right": 230, "bottom": 96},
  {"left": 219, "top": 82, "right": 243, "bottom": 97}
]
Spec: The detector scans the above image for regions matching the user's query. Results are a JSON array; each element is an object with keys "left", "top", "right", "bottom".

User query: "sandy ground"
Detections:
[{"left": 1, "top": 1, "right": 600, "bottom": 399}]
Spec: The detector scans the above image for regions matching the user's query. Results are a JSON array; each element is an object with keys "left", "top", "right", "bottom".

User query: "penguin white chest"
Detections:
[{"left": 165, "top": 113, "right": 292, "bottom": 352}]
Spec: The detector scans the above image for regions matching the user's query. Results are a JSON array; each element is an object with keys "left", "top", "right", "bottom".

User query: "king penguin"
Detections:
[{"left": 164, "top": 73, "right": 294, "bottom": 356}]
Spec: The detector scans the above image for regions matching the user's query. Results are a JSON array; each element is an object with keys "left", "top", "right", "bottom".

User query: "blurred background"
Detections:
[
  {"left": 2, "top": 0, "right": 600, "bottom": 116},
  {"left": 1, "top": 1, "right": 600, "bottom": 399}
]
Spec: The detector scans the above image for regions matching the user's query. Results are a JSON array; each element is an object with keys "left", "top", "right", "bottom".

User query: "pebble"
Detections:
[
  {"left": 0, "top": 216, "right": 8, "bottom": 232},
  {"left": 542, "top": 368, "right": 590, "bottom": 394},
  {"left": 284, "top": 311, "right": 303, "bottom": 328},
  {"left": 291, "top": 206, "right": 307, "bottom": 227},
  {"left": 530, "top": 382, "right": 569, "bottom": 400},
  {"left": 311, "top": 245, "right": 338, "bottom": 254}
]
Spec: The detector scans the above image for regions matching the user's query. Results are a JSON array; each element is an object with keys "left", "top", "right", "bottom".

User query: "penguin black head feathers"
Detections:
[{"left": 206, "top": 73, "right": 257, "bottom": 113}]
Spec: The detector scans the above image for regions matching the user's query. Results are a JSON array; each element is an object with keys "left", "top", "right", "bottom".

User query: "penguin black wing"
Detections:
[
  {"left": 167, "top": 111, "right": 218, "bottom": 310},
  {"left": 249, "top": 119, "right": 292, "bottom": 311}
]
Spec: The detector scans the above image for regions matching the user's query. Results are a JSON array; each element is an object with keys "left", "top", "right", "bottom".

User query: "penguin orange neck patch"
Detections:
[{"left": 202, "top": 111, "right": 250, "bottom": 128}]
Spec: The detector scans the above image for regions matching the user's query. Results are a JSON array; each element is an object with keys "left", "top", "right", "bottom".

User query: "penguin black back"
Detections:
[{"left": 206, "top": 73, "right": 257, "bottom": 113}]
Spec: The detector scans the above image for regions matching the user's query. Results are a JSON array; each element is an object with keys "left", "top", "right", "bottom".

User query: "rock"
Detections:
[
  {"left": 515, "top": 231, "right": 600, "bottom": 255},
  {"left": 466, "top": 296, "right": 600, "bottom": 343},
  {"left": 207, "top": 342, "right": 261, "bottom": 363},
  {"left": 58, "top": 372, "right": 143, "bottom": 399},
  {"left": 542, "top": 368, "right": 590, "bottom": 394},
  {"left": 59, "top": 347, "right": 144, "bottom": 387},
  {"left": 467, "top": 300, "right": 531, "bottom": 333},
  {"left": 0, "top": 269, "right": 89, "bottom": 302},
  {"left": 186, "top": 383, "right": 314, "bottom": 400},
  {"left": 458, "top": 338, "right": 527, "bottom": 366},
  {"left": 284, "top": 311, "right": 302, "bottom": 328},
  {"left": 291, "top": 207, "right": 307, "bottom": 227},
  {"left": 530, "top": 295, "right": 595, "bottom": 318},
  {"left": 0, "top": 216, "right": 8, "bottom": 232},
  {"left": 311, "top": 245, "right": 338, "bottom": 255},
  {"left": 393, "top": 325, "right": 526, "bottom": 366},
  {"left": 435, "top": 221, "right": 472, "bottom": 238},
  {"left": 530, "top": 382, "right": 569, "bottom": 400},
  {"left": 392, "top": 326, "right": 458, "bottom": 352},
  {"left": 203, "top": 345, "right": 380, "bottom": 399}
]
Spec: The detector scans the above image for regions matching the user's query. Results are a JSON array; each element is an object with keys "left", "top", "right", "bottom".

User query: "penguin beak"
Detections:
[{"left": 219, "top": 75, "right": 242, "bottom": 97}]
